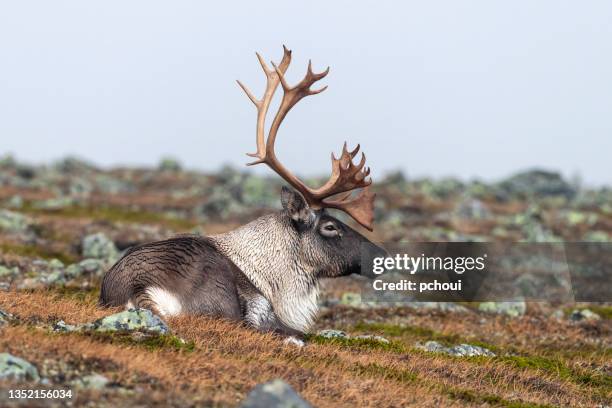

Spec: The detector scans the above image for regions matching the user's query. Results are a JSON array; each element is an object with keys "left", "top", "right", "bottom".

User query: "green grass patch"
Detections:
[
  {"left": 353, "top": 322, "right": 462, "bottom": 345},
  {"left": 500, "top": 355, "right": 611, "bottom": 389},
  {"left": 0, "top": 242, "right": 77, "bottom": 264},
  {"left": 22, "top": 203, "right": 198, "bottom": 231},
  {"left": 61, "top": 330, "right": 196, "bottom": 353},
  {"left": 306, "top": 333, "right": 406, "bottom": 353},
  {"left": 447, "top": 387, "right": 555, "bottom": 408}
]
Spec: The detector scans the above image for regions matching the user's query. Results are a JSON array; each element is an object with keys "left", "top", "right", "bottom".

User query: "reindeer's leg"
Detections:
[
  {"left": 243, "top": 294, "right": 305, "bottom": 346},
  {"left": 131, "top": 291, "right": 164, "bottom": 317}
]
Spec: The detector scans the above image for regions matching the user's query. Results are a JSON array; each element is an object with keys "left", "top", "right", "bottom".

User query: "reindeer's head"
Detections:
[{"left": 237, "top": 46, "right": 386, "bottom": 279}]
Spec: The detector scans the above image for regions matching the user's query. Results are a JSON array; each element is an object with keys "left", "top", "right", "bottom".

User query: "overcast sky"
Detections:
[{"left": 1, "top": 1, "right": 611, "bottom": 185}]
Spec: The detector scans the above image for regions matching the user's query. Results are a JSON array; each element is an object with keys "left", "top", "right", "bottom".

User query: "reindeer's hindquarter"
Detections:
[{"left": 99, "top": 236, "right": 247, "bottom": 320}]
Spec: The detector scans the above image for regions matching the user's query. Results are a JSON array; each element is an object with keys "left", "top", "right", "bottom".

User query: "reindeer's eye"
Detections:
[{"left": 320, "top": 222, "right": 340, "bottom": 238}]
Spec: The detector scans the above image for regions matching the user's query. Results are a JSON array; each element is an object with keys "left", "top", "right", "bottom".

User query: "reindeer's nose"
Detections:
[{"left": 359, "top": 242, "right": 388, "bottom": 279}]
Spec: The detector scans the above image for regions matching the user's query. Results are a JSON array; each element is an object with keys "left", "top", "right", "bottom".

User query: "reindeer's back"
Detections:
[{"left": 99, "top": 235, "right": 251, "bottom": 319}]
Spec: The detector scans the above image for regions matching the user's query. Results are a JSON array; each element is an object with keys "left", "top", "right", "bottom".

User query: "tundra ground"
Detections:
[{"left": 0, "top": 159, "right": 610, "bottom": 406}]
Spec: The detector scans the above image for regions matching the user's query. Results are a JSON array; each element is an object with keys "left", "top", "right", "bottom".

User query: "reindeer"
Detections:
[{"left": 99, "top": 46, "right": 386, "bottom": 344}]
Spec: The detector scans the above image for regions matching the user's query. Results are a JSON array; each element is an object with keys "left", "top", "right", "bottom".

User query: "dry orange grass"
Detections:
[{"left": 1, "top": 290, "right": 609, "bottom": 407}]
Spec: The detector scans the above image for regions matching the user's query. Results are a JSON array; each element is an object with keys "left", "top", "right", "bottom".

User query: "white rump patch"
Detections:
[{"left": 146, "top": 287, "right": 183, "bottom": 316}]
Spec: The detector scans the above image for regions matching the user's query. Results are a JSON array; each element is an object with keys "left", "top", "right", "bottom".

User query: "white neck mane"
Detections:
[{"left": 210, "top": 214, "right": 319, "bottom": 332}]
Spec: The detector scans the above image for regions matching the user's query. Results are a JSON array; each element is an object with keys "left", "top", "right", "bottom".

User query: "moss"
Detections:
[
  {"left": 53, "top": 329, "right": 195, "bottom": 353},
  {"left": 306, "top": 334, "right": 406, "bottom": 353},
  {"left": 353, "top": 322, "right": 462, "bottom": 345},
  {"left": 21, "top": 203, "right": 197, "bottom": 231},
  {"left": 500, "top": 355, "right": 611, "bottom": 389},
  {"left": 0, "top": 242, "right": 77, "bottom": 264},
  {"left": 447, "top": 388, "right": 555, "bottom": 408}
]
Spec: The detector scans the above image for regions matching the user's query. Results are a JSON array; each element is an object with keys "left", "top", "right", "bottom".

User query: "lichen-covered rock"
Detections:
[
  {"left": 54, "top": 156, "right": 97, "bottom": 174},
  {"left": 340, "top": 292, "right": 362, "bottom": 307},
  {"left": 82, "top": 233, "right": 119, "bottom": 263},
  {"left": 32, "top": 196, "right": 75, "bottom": 210},
  {"left": 409, "top": 302, "right": 469, "bottom": 313},
  {"left": 52, "top": 320, "right": 79, "bottom": 332},
  {"left": 240, "top": 379, "right": 311, "bottom": 408},
  {"left": 415, "top": 341, "right": 495, "bottom": 357},
  {"left": 0, "top": 209, "right": 31, "bottom": 233},
  {"left": 317, "top": 329, "right": 348, "bottom": 339},
  {"left": 570, "top": 309, "right": 601, "bottom": 322},
  {"left": 416, "top": 340, "right": 449, "bottom": 354},
  {"left": 65, "top": 258, "right": 107, "bottom": 279},
  {"left": 498, "top": 169, "right": 576, "bottom": 199},
  {"left": 6, "top": 195, "right": 23, "bottom": 209},
  {"left": 196, "top": 185, "right": 246, "bottom": 219},
  {"left": 454, "top": 196, "right": 490, "bottom": 219},
  {"left": 0, "top": 264, "right": 19, "bottom": 278},
  {"left": 447, "top": 343, "right": 496, "bottom": 357},
  {"left": 478, "top": 300, "right": 526, "bottom": 317},
  {"left": 89, "top": 308, "right": 169, "bottom": 334},
  {"left": 72, "top": 373, "right": 109, "bottom": 390},
  {"left": 0, "top": 353, "right": 40, "bottom": 382},
  {"left": 158, "top": 157, "right": 182, "bottom": 172},
  {"left": 242, "top": 175, "right": 280, "bottom": 208}
]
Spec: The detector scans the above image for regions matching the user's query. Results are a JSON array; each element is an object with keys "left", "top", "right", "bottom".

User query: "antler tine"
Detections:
[
  {"left": 324, "top": 187, "right": 376, "bottom": 231},
  {"left": 237, "top": 46, "right": 292, "bottom": 163},
  {"left": 239, "top": 46, "right": 376, "bottom": 230}
]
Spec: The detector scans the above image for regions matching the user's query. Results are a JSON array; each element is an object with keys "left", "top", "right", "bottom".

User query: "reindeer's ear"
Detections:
[{"left": 281, "top": 186, "right": 313, "bottom": 225}]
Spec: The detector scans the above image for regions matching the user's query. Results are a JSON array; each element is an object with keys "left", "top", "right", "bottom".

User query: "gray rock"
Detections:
[
  {"left": 82, "top": 233, "right": 119, "bottom": 263},
  {"left": 478, "top": 300, "right": 526, "bottom": 317},
  {"left": 570, "top": 309, "right": 601, "bottom": 322},
  {"left": 65, "top": 258, "right": 107, "bottom": 279},
  {"left": 454, "top": 196, "right": 490, "bottom": 219},
  {"left": 52, "top": 320, "right": 79, "bottom": 333},
  {"left": 415, "top": 341, "right": 495, "bottom": 357},
  {"left": 158, "top": 157, "right": 182, "bottom": 172},
  {"left": 551, "top": 309, "right": 565, "bottom": 321},
  {"left": 196, "top": 186, "right": 246, "bottom": 219},
  {"left": 415, "top": 340, "right": 449, "bottom": 354},
  {"left": 0, "top": 264, "right": 19, "bottom": 278},
  {"left": 72, "top": 373, "right": 109, "bottom": 390},
  {"left": 6, "top": 195, "right": 23, "bottom": 209},
  {"left": 54, "top": 156, "right": 97, "bottom": 174},
  {"left": 0, "top": 209, "right": 31, "bottom": 233},
  {"left": 90, "top": 308, "right": 169, "bottom": 334},
  {"left": 448, "top": 343, "right": 496, "bottom": 357},
  {"left": 339, "top": 292, "right": 362, "bottom": 307},
  {"left": 31, "top": 196, "right": 75, "bottom": 210},
  {"left": 242, "top": 175, "right": 280, "bottom": 208},
  {"left": 317, "top": 329, "right": 348, "bottom": 339},
  {"left": 0, "top": 353, "right": 40, "bottom": 382},
  {"left": 241, "top": 379, "right": 311, "bottom": 408},
  {"left": 16, "top": 259, "right": 68, "bottom": 289},
  {"left": 409, "top": 302, "right": 469, "bottom": 313},
  {"left": 498, "top": 169, "right": 575, "bottom": 199}
]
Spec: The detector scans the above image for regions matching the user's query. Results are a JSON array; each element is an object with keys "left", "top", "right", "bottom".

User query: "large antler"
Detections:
[{"left": 237, "top": 46, "right": 375, "bottom": 231}]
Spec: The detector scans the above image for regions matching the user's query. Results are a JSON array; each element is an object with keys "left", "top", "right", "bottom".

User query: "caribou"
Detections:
[{"left": 99, "top": 46, "right": 386, "bottom": 344}]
